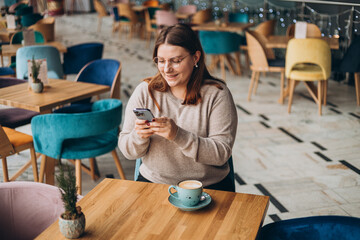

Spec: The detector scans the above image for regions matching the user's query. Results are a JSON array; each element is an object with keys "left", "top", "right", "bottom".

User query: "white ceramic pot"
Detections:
[
  {"left": 31, "top": 82, "right": 44, "bottom": 93},
  {"left": 58, "top": 213, "right": 86, "bottom": 239}
]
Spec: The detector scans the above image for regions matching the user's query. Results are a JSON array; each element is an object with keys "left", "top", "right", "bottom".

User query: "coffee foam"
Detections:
[{"left": 179, "top": 180, "right": 202, "bottom": 189}]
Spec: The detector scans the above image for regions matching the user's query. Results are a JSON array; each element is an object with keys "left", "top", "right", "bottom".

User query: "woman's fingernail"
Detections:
[
  {"left": 146, "top": 123, "right": 150, "bottom": 126},
  {"left": 145, "top": 120, "right": 149, "bottom": 123},
  {"left": 152, "top": 118, "right": 155, "bottom": 122}
]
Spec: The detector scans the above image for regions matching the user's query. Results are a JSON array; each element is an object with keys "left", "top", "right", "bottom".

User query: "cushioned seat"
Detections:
[
  {"left": 288, "top": 64, "right": 324, "bottom": 80},
  {"left": 3, "top": 127, "right": 33, "bottom": 147},
  {"left": 0, "top": 78, "right": 39, "bottom": 128},
  {"left": 0, "top": 108, "right": 39, "bottom": 128},
  {"left": 258, "top": 215, "right": 360, "bottom": 240},
  {"left": 0, "top": 67, "right": 15, "bottom": 76},
  {"left": 268, "top": 59, "right": 286, "bottom": 67}
]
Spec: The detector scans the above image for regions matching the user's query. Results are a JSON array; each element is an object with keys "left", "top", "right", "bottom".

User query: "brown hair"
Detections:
[{"left": 145, "top": 23, "right": 223, "bottom": 110}]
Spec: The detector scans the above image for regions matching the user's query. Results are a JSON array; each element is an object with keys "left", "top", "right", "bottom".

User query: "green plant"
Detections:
[
  {"left": 30, "top": 56, "right": 42, "bottom": 83},
  {"left": 56, "top": 164, "right": 82, "bottom": 220}
]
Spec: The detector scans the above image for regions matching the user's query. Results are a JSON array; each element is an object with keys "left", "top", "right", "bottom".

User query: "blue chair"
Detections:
[
  {"left": 338, "top": 36, "right": 360, "bottom": 106},
  {"left": 54, "top": 59, "right": 121, "bottom": 113},
  {"left": 16, "top": 45, "right": 64, "bottom": 80},
  {"left": 199, "top": 30, "right": 243, "bottom": 80},
  {"left": 0, "top": 78, "right": 39, "bottom": 128},
  {"left": 20, "top": 13, "right": 43, "bottom": 27},
  {"left": 0, "top": 66, "right": 15, "bottom": 76},
  {"left": 63, "top": 42, "right": 104, "bottom": 75},
  {"left": 228, "top": 12, "right": 248, "bottom": 23},
  {"left": 31, "top": 99, "right": 126, "bottom": 194},
  {"left": 257, "top": 216, "right": 360, "bottom": 240},
  {"left": 134, "top": 156, "right": 235, "bottom": 192}
]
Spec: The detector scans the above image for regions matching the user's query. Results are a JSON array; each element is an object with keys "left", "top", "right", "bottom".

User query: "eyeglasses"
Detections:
[{"left": 153, "top": 54, "right": 190, "bottom": 68}]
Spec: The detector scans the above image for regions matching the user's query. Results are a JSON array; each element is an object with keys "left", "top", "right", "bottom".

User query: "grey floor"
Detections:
[{"left": 1, "top": 13, "right": 360, "bottom": 225}]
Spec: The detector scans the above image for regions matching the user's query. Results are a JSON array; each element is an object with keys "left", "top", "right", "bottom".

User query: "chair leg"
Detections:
[
  {"left": 253, "top": 71, "right": 260, "bottom": 95},
  {"left": 355, "top": 73, "right": 360, "bottom": 106},
  {"left": 39, "top": 154, "right": 47, "bottom": 183},
  {"left": 1, "top": 157, "right": 9, "bottom": 182},
  {"left": 111, "top": 149, "right": 126, "bottom": 180},
  {"left": 247, "top": 71, "right": 256, "bottom": 101},
  {"left": 75, "top": 159, "right": 82, "bottom": 195},
  {"left": 234, "top": 52, "right": 242, "bottom": 76},
  {"left": 280, "top": 72, "right": 285, "bottom": 104},
  {"left": 30, "top": 147, "right": 39, "bottom": 182},
  {"left": 288, "top": 79, "right": 296, "bottom": 113},
  {"left": 318, "top": 80, "right": 322, "bottom": 116},
  {"left": 323, "top": 80, "right": 327, "bottom": 106},
  {"left": 219, "top": 55, "right": 226, "bottom": 81},
  {"left": 89, "top": 158, "right": 100, "bottom": 181}
]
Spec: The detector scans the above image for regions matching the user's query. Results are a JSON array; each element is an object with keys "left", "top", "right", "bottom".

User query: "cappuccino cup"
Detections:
[{"left": 168, "top": 180, "right": 203, "bottom": 207}]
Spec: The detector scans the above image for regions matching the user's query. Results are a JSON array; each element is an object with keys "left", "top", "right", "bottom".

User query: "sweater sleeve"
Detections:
[
  {"left": 118, "top": 83, "right": 150, "bottom": 160},
  {"left": 172, "top": 86, "right": 238, "bottom": 166}
]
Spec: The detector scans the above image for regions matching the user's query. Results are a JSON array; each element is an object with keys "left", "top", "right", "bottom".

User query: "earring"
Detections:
[{"left": 195, "top": 63, "right": 198, "bottom": 68}]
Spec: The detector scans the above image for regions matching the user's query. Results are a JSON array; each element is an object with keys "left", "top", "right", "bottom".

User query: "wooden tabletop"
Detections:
[
  {"left": 1, "top": 41, "right": 68, "bottom": 57},
  {"left": 0, "top": 79, "right": 109, "bottom": 114},
  {"left": 192, "top": 22, "right": 255, "bottom": 33},
  {"left": 36, "top": 179, "right": 269, "bottom": 240},
  {"left": 266, "top": 35, "right": 340, "bottom": 50}
]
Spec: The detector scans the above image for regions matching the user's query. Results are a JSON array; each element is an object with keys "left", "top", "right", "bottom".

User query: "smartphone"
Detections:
[{"left": 133, "top": 108, "right": 155, "bottom": 122}]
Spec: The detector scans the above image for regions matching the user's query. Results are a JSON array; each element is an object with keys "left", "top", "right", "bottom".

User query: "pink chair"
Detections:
[
  {"left": 0, "top": 182, "right": 65, "bottom": 239},
  {"left": 176, "top": 5, "right": 197, "bottom": 15},
  {"left": 155, "top": 10, "right": 178, "bottom": 31}
]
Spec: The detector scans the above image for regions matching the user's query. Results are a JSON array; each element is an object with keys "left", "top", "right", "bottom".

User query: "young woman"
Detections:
[{"left": 119, "top": 24, "right": 238, "bottom": 191}]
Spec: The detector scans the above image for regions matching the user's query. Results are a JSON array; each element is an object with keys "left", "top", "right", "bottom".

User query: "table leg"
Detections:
[{"left": 45, "top": 156, "right": 55, "bottom": 185}]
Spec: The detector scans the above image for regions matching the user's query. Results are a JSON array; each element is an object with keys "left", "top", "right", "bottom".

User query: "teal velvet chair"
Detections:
[
  {"left": 199, "top": 30, "right": 243, "bottom": 80},
  {"left": 228, "top": 12, "right": 248, "bottom": 23},
  {"left": 16, "top": 45, "right": 64, "bottom": 80},
  {"left": 134, "top": 156, "right": 235, "bottom": 192},
  {"left": 54, "top": 59, "right": 121, "bottom": 113},
  {"left": 31, "top": 99, "right": 126, "bottom": 194},
  {"left": 20, "top": 13, "right": 43, "bottom": 27},
  {"left": 257, "top": 216, "right": 360, "bottom": 240}
]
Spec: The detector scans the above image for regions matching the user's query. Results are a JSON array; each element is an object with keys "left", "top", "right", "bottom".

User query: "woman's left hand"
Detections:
[{"left": 150, "top": 117, "right": 178, "bottom": 140}]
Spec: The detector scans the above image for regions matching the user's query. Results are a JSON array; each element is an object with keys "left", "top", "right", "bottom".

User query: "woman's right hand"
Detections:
[{"left": 135, "top": 119, "right": 154, "bottom": 139}]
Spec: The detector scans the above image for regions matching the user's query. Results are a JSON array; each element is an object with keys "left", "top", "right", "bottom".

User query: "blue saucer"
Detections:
[{"left": 168, "top": 192, "right": 212, "bottom": 211}]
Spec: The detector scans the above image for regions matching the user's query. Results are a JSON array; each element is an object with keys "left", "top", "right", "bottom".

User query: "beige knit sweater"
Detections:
[{"left": 118, "top": 80, "right": 238, "bottom": 186}]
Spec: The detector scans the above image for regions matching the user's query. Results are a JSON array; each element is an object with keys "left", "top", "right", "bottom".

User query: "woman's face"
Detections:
[{"left": 156, "top": 44, "right": 200, "bottom": 90}]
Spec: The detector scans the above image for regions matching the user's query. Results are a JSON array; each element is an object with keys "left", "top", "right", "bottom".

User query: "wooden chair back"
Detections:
[
  {"left": 94, "top": 0, "right": 108, "bottom": 17},
  {"left": 117, "top": 3, "right": 138, "bottom": 23},
  {"left": 255, "top": 19, "right": 276, "bottom": 38},
  {"left": 0, "top": 126, "right": 15, "bottom": 158},
  {"left": 245, "top": 31, "right": 269, "bottom": 69},
  {"left": 28, "top": 17, "right": 55, "bottom": 42},
  {"left": 249, "top": 30, "right": 275, "bottom": 60},
  {"left": 191, "top": 8, "right": 212, "bottom": 25}
]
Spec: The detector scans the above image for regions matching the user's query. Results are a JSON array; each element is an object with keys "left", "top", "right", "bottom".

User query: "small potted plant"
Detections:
[
  {"left": 57, "top": 164, "right": 86, "bottom": 239},
  {"left": 29, "top": 56, "right": 44, "bottom": 93}
]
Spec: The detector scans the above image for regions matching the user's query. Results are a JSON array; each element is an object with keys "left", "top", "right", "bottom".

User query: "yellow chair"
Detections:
[
  {"left": 0, "top": 126, "right": 38, "bottom": 182},
  {"left": 286, "top": 38, "right": 331, "bottom": 116},
  {"left": 245, "top": 31, "right": 285, "bottom": 102}
]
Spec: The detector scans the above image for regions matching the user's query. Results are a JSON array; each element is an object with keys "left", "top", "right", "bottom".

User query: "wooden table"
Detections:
[
  {"left": 1, "top": 41, "right": 67, "bottom": 57},
  {"left": 0, "top": 78, "right": 109, "bottom": 114},
  {"left": 36, "top": 179, "right": 270, "bottom": 240},
  {"left": 192, "top": 22, "right": 255, "bottom": 33},
  {"left": 266, "top": 35, "right": 340, "bottom": 50}
]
